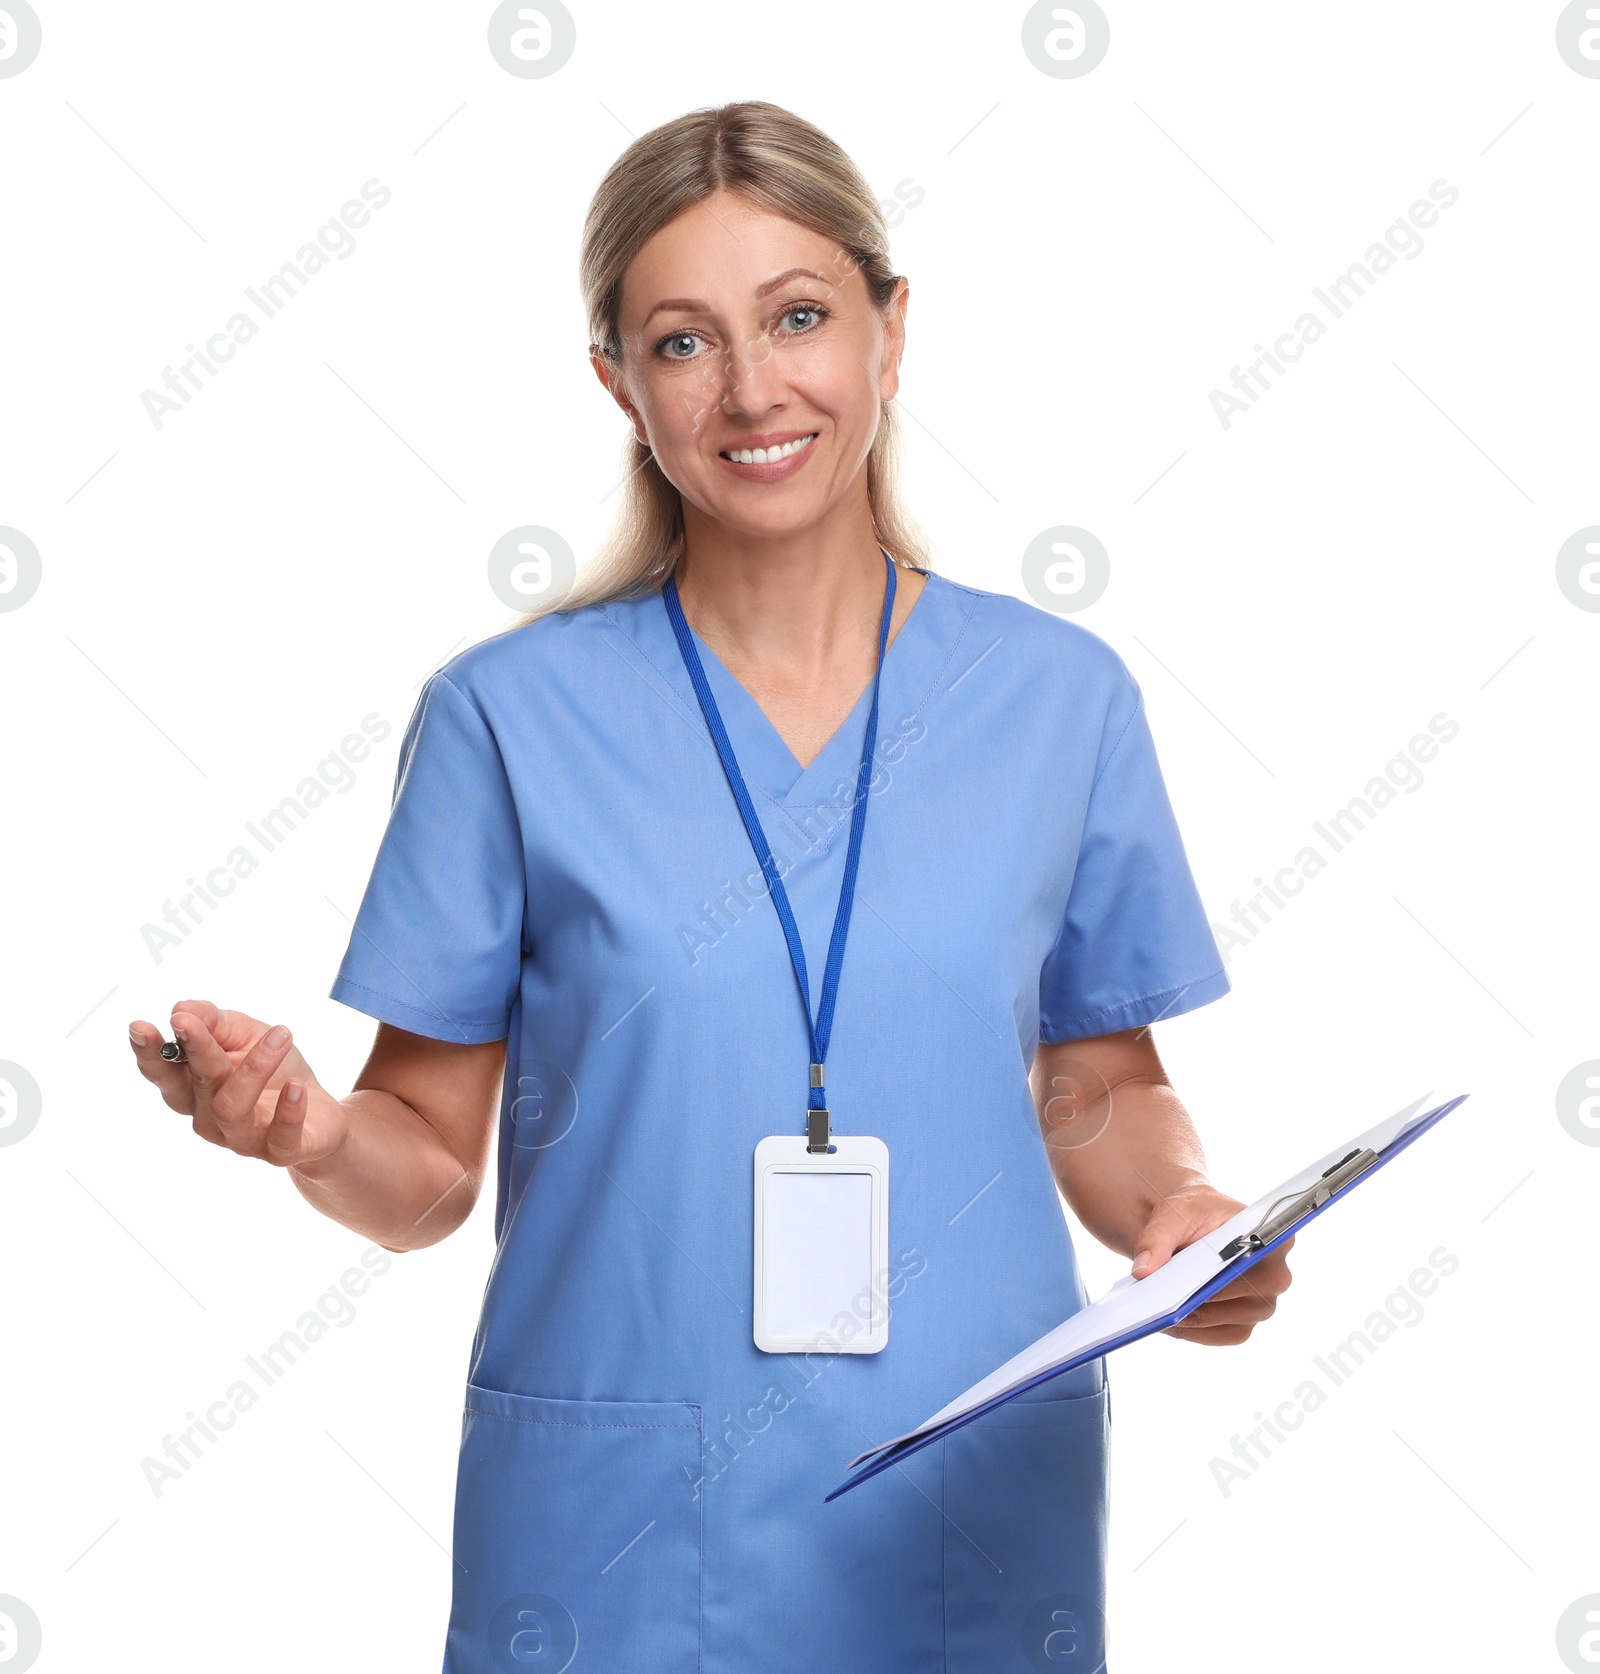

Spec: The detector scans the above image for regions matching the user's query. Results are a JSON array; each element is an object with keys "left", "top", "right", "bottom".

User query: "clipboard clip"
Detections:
[{"left": 1216, "top": 1146, "right": 1380, "bottom": 1261}]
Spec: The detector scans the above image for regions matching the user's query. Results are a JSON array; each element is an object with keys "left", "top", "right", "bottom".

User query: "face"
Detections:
[{"left": 594, "top": 189, "right": 908, "bottom": 543}]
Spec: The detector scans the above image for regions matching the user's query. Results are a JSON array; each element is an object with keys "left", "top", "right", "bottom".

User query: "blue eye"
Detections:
[
  {"left": 660, "top": 332, "right": 702, "bottom": 360},
  {"left": 780, "top": 303, "right": 828, "bottom": 333}
]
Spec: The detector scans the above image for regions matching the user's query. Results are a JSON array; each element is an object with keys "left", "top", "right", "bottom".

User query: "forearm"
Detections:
[
  {"left": 1032, "top": 1032, "right": 1292, "bottom": 1335},
  {"left": 1045, "top": 1074, "right": 1212, "bottom": 1259},
  {"left": 289, "top": 1088, "right": 481, "bottom": 1252}
]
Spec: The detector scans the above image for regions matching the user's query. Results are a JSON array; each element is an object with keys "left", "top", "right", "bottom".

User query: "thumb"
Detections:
[
  {"left": 1131, "top": 1201, "right": 1192, "bottom": 1278},
  {"left": 264, "top": 1078, "right": 313, "bottom": 1165}
]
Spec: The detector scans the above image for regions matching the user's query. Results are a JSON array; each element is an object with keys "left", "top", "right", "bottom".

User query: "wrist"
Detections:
[{"left": 1144, "top": 1169, "right": 1217, "bottom": 1214}]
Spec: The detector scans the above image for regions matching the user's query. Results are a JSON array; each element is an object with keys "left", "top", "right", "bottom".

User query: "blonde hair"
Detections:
[{"left": 512, "top": 99, "right": 933, "bottom": 625}]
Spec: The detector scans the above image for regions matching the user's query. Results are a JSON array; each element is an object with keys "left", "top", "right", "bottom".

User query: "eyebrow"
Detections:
[{"left": 640, "top": 267, "right": 833, "bottom": 327}]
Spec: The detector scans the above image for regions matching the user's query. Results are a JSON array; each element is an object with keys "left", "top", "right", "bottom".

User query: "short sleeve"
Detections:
[
  {"left": 329, "top": 671, "right": 526, "bottom": 1044},
  {"left": 1037, "top": 674, "right": 1230, "bottom": 1043}
]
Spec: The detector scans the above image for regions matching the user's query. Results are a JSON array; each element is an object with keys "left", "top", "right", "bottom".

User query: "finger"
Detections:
[
  {"left": 169, "top": 1009, "right": 240, "bottom": 1131},
  {"left": 128, "top": 1019, "right": 197, "bottom": 1113},
  {"left": 262, "top": 1079, "right": 311, "bottom": 1166},
  {"left": 1247, "top": 1235, "right": 1296, "bottom": 1280},
  {"left": 1165, "top": 1321, "right": 1253, "bottom": 1346},
  {"left": 1179, "top": 1292, "right": 1279, "bottom": 1329},
  {"left": 170, "top": 999, "right": 270, "bottom": 1058},
  {"left": 209, "top": 1022, "right": 295, "bottom": 1128},
  {"left": 1211, "top": 1261, "right": 1294, "bottom": 1308}
]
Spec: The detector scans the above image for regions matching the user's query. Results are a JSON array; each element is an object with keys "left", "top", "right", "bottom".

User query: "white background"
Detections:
[{"left": 2, "top": 2, "right": 1595, "bottom": 1670}]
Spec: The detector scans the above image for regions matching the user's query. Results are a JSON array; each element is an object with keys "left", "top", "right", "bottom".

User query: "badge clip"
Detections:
[{"left": 806, "top": 1064, "right": 830, "bottom": 1153}]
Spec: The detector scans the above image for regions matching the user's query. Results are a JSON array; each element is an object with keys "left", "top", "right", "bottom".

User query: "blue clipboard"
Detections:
[{"left": 827, "top": 1090, "right": 1470, "bottom": 1502}]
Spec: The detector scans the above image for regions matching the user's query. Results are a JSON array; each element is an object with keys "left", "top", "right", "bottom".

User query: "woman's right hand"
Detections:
[{"left": 128, "top": 999, "right": 349, "bottom": 1170}]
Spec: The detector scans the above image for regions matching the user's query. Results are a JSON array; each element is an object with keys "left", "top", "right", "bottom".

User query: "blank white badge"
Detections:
[{"left": 753, "top": 1134, "right": 889, "bottom": 1354}]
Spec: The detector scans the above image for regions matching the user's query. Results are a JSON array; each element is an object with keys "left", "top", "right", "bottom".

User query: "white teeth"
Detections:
[{"left": 723, "top": 432, "right": 817, "bottom": 464}]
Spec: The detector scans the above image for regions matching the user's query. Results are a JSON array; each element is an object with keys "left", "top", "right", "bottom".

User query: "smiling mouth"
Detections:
[{"left": 718, "top": 432, "right": 818, "bottom": 464}]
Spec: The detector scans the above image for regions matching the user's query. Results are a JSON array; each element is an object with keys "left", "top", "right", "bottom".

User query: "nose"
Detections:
[{"left": 716, "top": 332, "right": 788, "bottom": 424}]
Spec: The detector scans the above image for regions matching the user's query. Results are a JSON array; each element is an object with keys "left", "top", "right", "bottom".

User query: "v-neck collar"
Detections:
[
  {"left": 598, "top": 566, "right": 980, "bottom": 817},
  {"left": 679, "top": 565, "right": 930, "bottom": 802},
  {"left": 683, "top": 619, "right": 864, "bottom": 805}
]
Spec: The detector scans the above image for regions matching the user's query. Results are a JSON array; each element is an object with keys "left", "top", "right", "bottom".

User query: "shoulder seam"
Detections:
[
  {"left": 1088, "top": 680, "right": 1143, "bottom": 797},
  {"left": 434, "top": 670, "right": 483, "bottom": 724},
  {"left": 435, "top": 669, "right": 496, "bottom": 727}
]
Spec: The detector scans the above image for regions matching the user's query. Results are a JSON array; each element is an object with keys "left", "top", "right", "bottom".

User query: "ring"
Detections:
[{"left": 159, "top": 1039, "right": 189, "bottom": 1065}]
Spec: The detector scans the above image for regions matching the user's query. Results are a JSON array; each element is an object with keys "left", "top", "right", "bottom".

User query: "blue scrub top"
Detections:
[{"left": 330, "top": 567, "right": 1229, "bottom": 1674}]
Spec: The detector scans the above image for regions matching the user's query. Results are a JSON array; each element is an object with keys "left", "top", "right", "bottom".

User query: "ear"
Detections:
[
  {"left": 878, "top": 276, "right": 910, "bottom": 402},
  {"left": 590, "top": 344, "right": 648, "bottom": 445}
]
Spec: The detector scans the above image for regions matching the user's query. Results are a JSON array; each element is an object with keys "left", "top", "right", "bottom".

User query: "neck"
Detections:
[
  {"left": 673, "top": 520, "right": 900, "bottom": 684},
  {"left": 672, "top": 492, "right": 923, "bottom": 682},
  {"left": 668, "top": 509, "right": 928, "bottom": 770}
]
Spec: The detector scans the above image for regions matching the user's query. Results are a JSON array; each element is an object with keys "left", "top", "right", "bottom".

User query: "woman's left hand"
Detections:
[{"left": 1130, "top": 1185, "right": 1294, "bottom": 1345}]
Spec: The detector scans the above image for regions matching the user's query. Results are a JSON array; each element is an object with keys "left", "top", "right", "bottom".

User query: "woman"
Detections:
[{"left": 128, "top": 101, "right": 1292, "bottom": 1673}]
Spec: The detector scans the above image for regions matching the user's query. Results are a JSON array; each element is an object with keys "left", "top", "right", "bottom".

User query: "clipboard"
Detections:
[{"left": 826, "top": 1089, "right": 1469, "bottom": 1502}]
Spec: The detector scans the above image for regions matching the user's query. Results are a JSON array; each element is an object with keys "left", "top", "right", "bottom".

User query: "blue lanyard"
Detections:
[{"left": 663, "top": 549, "right": 897, "bottom": 1151}]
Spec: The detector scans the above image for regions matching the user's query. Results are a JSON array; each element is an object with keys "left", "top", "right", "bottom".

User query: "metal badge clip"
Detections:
[{"left": 806, "top": 1064, "right": 830, "bottom": 1153}]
